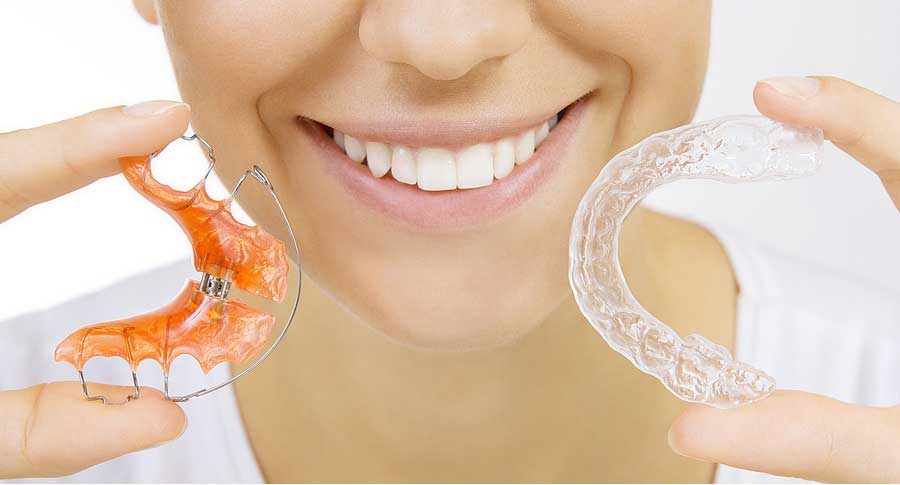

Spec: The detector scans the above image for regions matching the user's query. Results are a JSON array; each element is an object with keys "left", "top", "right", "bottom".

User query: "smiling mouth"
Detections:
[
  {"left": 308, "top": 100, "right": 578, "bottom": 192},
  {"left": 295, "top": 93, "right": 590, "bottom": 229}
]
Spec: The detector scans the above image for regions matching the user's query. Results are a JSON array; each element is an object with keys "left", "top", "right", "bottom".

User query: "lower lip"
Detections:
[{"left": 298, "top": 95, "right": 590, "bottom": 231}]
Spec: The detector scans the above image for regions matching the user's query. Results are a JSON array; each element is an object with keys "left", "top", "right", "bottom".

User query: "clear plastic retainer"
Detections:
[{"left": 568, "top": 115, "right": 824, "bottom": 408}]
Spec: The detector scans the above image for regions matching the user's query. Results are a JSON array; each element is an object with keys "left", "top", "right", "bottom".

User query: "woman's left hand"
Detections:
[{"left": 667, "top": 76, "right": 900, "bottom": 483}]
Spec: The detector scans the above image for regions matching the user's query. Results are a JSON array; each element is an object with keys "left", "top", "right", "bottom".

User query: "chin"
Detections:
[{"left": 348, "top": 285, "right": 566, "bottom": 351}]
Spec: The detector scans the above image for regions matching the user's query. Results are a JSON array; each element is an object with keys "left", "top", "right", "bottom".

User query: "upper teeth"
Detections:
[{"left": 332, "top": 114, "right": 558, "bottom": 191}]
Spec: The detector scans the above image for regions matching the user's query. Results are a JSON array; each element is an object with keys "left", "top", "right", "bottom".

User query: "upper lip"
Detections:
[{"left": 301, "top": 101, "right": 575, "bottom": 149}]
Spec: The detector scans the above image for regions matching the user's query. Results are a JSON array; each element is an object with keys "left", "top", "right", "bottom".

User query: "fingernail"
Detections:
[
  {"left": 123, "top": 100, "right": 190, "bottom": 117},
  {"left": 758, "top": 76, "right": 821, "bottom": 100}
]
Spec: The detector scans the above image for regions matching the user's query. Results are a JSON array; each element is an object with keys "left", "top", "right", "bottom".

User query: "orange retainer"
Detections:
[{"left": 54, "top": 155, "right": 289, "bottom": 374}]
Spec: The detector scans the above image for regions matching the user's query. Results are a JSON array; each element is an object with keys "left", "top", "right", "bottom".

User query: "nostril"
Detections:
[
  {"left": 358, "top": 0, "right": 532, "bottom": 81},
  {"left": 405, "top": 47, "right": 495, "bottom": 82}
]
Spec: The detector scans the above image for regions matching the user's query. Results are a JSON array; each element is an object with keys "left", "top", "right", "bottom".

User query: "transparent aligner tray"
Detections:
[{"left": 568, "top": 115, "right": 823, "bottom": 408}]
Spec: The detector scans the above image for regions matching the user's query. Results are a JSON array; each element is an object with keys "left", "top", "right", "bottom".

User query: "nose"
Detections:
[{"left": 359, "top": 0, "right": 532, "bottom": 81}]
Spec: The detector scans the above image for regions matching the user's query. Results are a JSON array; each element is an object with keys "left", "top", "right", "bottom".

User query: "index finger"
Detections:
[
  {"left": 753, "top": 76, "right": 900, "bottom": 207},
  {"left": 668, "top": 390, "right": 900, "bottom": 483},
  {"left": 0, "top": 100, "right": 190, "bottom": 222}
]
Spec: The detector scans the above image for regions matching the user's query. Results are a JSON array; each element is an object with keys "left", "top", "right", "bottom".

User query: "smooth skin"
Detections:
[{"left": 0, "top": 6, "right": 898, "bottom": 484}]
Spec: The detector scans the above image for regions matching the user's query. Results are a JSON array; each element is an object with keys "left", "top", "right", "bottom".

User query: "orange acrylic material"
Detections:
[
  {"left": 55, "top": 280, "right": 275, "bottom": 373},
  {"left": 120, "top": 155, "right": 288, "bottom": 303},
  {"left": 55, "top": 154, "right": 289, "bottom": 376}
]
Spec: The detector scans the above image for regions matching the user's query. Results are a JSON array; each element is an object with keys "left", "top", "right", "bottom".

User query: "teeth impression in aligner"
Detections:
[{"left": 568, "top": 115, "right": 824, "bottom": 409}]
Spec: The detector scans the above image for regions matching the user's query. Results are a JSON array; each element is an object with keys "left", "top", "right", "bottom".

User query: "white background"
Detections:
[{"left": 1, "top": 2, "right": 900, "bottom": 320}]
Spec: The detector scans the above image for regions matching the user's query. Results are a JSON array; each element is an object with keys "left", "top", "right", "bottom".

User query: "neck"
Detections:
[{"left": 233, "top": 207, "right": 729, "bottom": 482}]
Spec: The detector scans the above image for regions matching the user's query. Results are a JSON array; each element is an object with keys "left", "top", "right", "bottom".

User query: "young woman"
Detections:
[{"left": 1, "top": 1, "right": 898, "bottom": 482}]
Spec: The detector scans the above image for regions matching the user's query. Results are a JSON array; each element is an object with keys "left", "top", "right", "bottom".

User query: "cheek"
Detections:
[
  {"left": 540, "top": 0, "right": 711, "bottom": 136},
  {"left": 157, "top": 0, "right": 358, "bottom": 114},
  {"left": 155, "top": 1, "right": 366, "bottom": 234},
  {"left": 539, "top": 0, "right": 711, "bottom": 60}
]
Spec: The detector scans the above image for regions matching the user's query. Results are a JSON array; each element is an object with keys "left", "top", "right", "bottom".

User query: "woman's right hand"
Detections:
[{"left": 0, "top": 100, "right": 190, "bottom": 479}]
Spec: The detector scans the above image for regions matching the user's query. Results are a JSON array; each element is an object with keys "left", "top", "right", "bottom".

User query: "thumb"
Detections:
[
  {"left": 668, "top": 390, "right": 900, "bottom": 483},
  {"left": 1, "top": 381, "right": 186, "bottom": 478}
]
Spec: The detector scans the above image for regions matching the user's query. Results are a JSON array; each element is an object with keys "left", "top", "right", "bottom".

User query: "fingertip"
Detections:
[
  {"left": 116, "top": 101, "right": 192, "bottom": 156},
  {"left": 121, "top": 100, "right": 190, "bottom": 119},
  {"left": 145, "top": 102, "right": 191, "bottom": 156},
  {"left": 752, "top": 80, "right": 777, "bottom": 113},
  {"left": 752, "top": 78, "right": 820, "bottom": 127},
  {"left": 79, "top": 101, "right": 191, "bottom": 162},
  {"left": 754, "top": 75, "right": 897, "bottom": 152},
  {"left": 155, "top": 101, "right": 192, "bottom": 138},
  {"left": 106, "top": 386, "right": 187, "bottom": 448},
  {"left": 120, "top": 386, "right": 187, "bottom": 444},
  {"left": 667, "top": 404, "right": 713, "bottom": 460}
]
